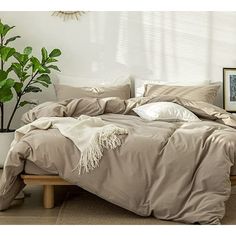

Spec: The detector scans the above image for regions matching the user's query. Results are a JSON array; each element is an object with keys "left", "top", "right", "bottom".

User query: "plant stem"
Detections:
[
  {"left": 0, "top": 34, "right": 4, "bottom": 132},
  {"left": 0, "top": 103, "right": 3, "bottom": 132},
  {"left": 0, "top": 35, "right": 3, "bottom": 71},
  {"left": 22, "top": 71, "right": 39, "bottom": 95},
  {"left": 6, "top": 95, "right": 21, "bottom": 132}
]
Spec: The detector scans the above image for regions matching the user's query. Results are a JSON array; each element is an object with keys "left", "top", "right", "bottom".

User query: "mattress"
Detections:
[
  {"left": 24, "top": 160, "right": 236, "bottom": 176},
  {"left": 25, "top": 161, "right": 57, "bottom": 175}
]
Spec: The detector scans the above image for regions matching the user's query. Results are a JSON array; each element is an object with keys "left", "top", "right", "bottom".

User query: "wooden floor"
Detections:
[{"left": 0, "top": 184, "right": 67, "bottom": 224}]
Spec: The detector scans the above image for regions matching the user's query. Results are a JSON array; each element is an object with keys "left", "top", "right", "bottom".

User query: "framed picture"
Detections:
[{"left": 223, "top": 68, "right": 236, "bottom": 112}]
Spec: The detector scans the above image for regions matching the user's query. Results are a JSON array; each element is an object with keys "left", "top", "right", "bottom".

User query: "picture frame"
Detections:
[{"left": 223, "top": 68, "right": 236, "bottom": 112}]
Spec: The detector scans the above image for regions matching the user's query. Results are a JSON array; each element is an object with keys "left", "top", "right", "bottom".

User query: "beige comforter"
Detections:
[{"left": 1, "top": 95, "right": 236, "bottom": 224}]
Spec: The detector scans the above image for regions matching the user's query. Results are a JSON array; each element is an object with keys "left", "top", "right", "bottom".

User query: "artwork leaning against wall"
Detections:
[{"left": 223, "top": 68, "right": 236, "bottom": 112}]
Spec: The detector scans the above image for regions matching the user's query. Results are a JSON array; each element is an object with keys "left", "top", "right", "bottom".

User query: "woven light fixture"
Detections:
[{"left": 52, "top": 11, "right": 86, "bottom": 21}]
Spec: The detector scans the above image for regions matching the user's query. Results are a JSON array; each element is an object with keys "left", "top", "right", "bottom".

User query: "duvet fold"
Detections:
[{"left": 22, "top": 95, "right": 236, "bottom": 128}]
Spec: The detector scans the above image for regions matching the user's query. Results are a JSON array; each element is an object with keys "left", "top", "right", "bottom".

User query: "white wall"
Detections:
[{"left": 1, "top": 11, "right": 236, "bottom": 128}]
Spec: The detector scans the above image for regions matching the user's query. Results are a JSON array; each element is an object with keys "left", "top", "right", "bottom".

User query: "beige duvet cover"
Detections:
[{"left": 1, "top": 95, "right": 236, "bottom": 224}]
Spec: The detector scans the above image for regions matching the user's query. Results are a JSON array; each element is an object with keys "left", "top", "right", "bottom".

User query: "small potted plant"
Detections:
[{"left": 0, "top": 20, "right": 62, "bottom": 166}]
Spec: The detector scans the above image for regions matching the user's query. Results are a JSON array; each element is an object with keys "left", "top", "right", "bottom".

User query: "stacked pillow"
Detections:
[
  {"left": 133, "top": 79, "right": 221, "bottom": 122},
  {"left": 135, "top": 79, "right": 220, "bottom": 104}
]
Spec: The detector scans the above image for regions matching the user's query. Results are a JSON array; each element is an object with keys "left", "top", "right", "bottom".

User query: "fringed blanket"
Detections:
[{"left": 12, "top": 115, "right": 128, "bottom": 174}]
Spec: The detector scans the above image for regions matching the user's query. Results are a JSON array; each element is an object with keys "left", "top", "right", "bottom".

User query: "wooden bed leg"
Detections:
[{"left": 43, "top": 185, "right": 54, "bottom": 209}]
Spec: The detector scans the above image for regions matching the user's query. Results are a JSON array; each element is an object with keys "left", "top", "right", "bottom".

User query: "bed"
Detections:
[
  {"left": 1, "top": 95, "right": 236, "bottom": 224},
  {"left": 21, "top": 163, "right": 236, "bottom": 209}
]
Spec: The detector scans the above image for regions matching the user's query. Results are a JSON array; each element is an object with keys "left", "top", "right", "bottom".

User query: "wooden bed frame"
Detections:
[
  {"left": 21, "top": 175, "right": 236, "bottom": 209},
  {"left": 21, "top": 175, "right": 72, "bottom": 209}
]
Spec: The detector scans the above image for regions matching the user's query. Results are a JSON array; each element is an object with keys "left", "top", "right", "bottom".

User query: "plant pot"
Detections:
[{"left": 0, "top": 131, "right": 15, "bottom": 167}]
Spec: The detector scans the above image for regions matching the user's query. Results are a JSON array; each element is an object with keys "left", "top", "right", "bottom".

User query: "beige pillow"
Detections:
[
  {"left": 135, "top": 79, "right": 211, "bottom": 97},
  {"left": 54, "top": 84, "right": 131, "bottom": 101},
  {"left": 144, "top": 84, "right": 220, "bottom": 104}
]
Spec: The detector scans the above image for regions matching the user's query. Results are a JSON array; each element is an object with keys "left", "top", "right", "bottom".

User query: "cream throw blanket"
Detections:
[{"left": 11, "top": 115, "right": 128, "bottom": 174}]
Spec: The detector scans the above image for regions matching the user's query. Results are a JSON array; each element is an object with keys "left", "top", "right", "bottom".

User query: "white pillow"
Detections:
[{"left": 133, "top": 102, "right": 201, "bottom": 122}]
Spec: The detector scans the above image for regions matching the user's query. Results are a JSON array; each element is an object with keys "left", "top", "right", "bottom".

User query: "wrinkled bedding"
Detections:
[{"left": 1, "top": 95, "right": 236, "bottom": 224}]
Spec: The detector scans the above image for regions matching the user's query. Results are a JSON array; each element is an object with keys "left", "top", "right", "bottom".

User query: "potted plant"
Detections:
[{"left": 0, "top": 20, "right": 62, "bottom": 166}]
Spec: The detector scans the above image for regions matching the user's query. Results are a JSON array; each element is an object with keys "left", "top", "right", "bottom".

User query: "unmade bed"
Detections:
[{"left": 1, "top": 95, "right": 236, "bottom": 225}]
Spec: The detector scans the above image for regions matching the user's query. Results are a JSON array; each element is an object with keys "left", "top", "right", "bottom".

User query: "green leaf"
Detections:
[
  {"left": 11, "top": 63, "right": 22, "bottom": 78},
  {"left": 47, "top": 65, "right": 60, "bottom": 72},
  {"left": 46, "top": 58, "right": 58, "bottom": 64},
  {"left": 13, "top": 82, "right": 23, "bottom": 95},
  {"left": 24, "top": 86, "right": 42, "bottom": 93},
  {"left": 2, "top": 25, "right": 14, "bottom": 36},
  {"left": 0, "top": 47, "right": 16, "bottom": 61},
  {"left": 0, "top": 87, "right": 13, "bottom": 102},
  {"left": 2, "top": 78, "right": 14, "bottom": 88},
  {"left": 0, "top": 70, "right": 8, "bottom": 81},
  {"left": 0, "top": 78, "right": 14, "bottom": 90},
  {"left": 0, "top": 79, "right": 14, "bottom": 103},
  {"left": 23, "top": 47, "right": 32, "bottom": 55},
  {"left": 13, "top": 52, "right": 22, "bottom": 63},
  {"left": 36, "top": 74, "right": 51, "bottom": 84},
  {"left": 4, "top": 36, "right": 21, "bottom": 45},
  {"left": 41, "top": 47, "right": 48, "bottom": 63},
  {"left": 14, "top": 52, "right": 29, "bottom": 66},
  {"left": 30, "top": 57, "right": 40, "bottom": 65},
  {"left": 49, "top": 49, "right": 61, "bottom": 58},
  {"left": 11, "top": 63, "right": 28, "bottom": 81},
  {"left": 19, "top": 100, "right": 37, "bottom": 107},
  {"left": 0, "top": 79, "right": 7, "bottom": 88},
  {"left": 24, "top": 62, "right": 32, "bottom": 71},
  {"left": 32, "top": 80, "right": 49, "bottom": 87},
  {"left": 38, "top": 65, "right": 50, "bottom": 74},
  {"left": 0, "top": 21, "right": 4, "bottom": 35},
  {"left": 30, "top": 56, "right": 41, "bottom": 72}
]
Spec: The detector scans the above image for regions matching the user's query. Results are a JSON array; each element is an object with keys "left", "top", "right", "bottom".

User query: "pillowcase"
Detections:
[
  {"left": 143, "top": 84, "right": 220, "bottom": 104},
  {"left": 54, "top": 84, "right": 131, "bottom": 101},
  {"left": 133, "top": 102, "right": 200, "bottom": 122},
  {"left": 135, "top": 79, "right": 210, "bottom": 97},
  {"left": 55, "top": 74, "right": 131, "bottom": 87}
]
